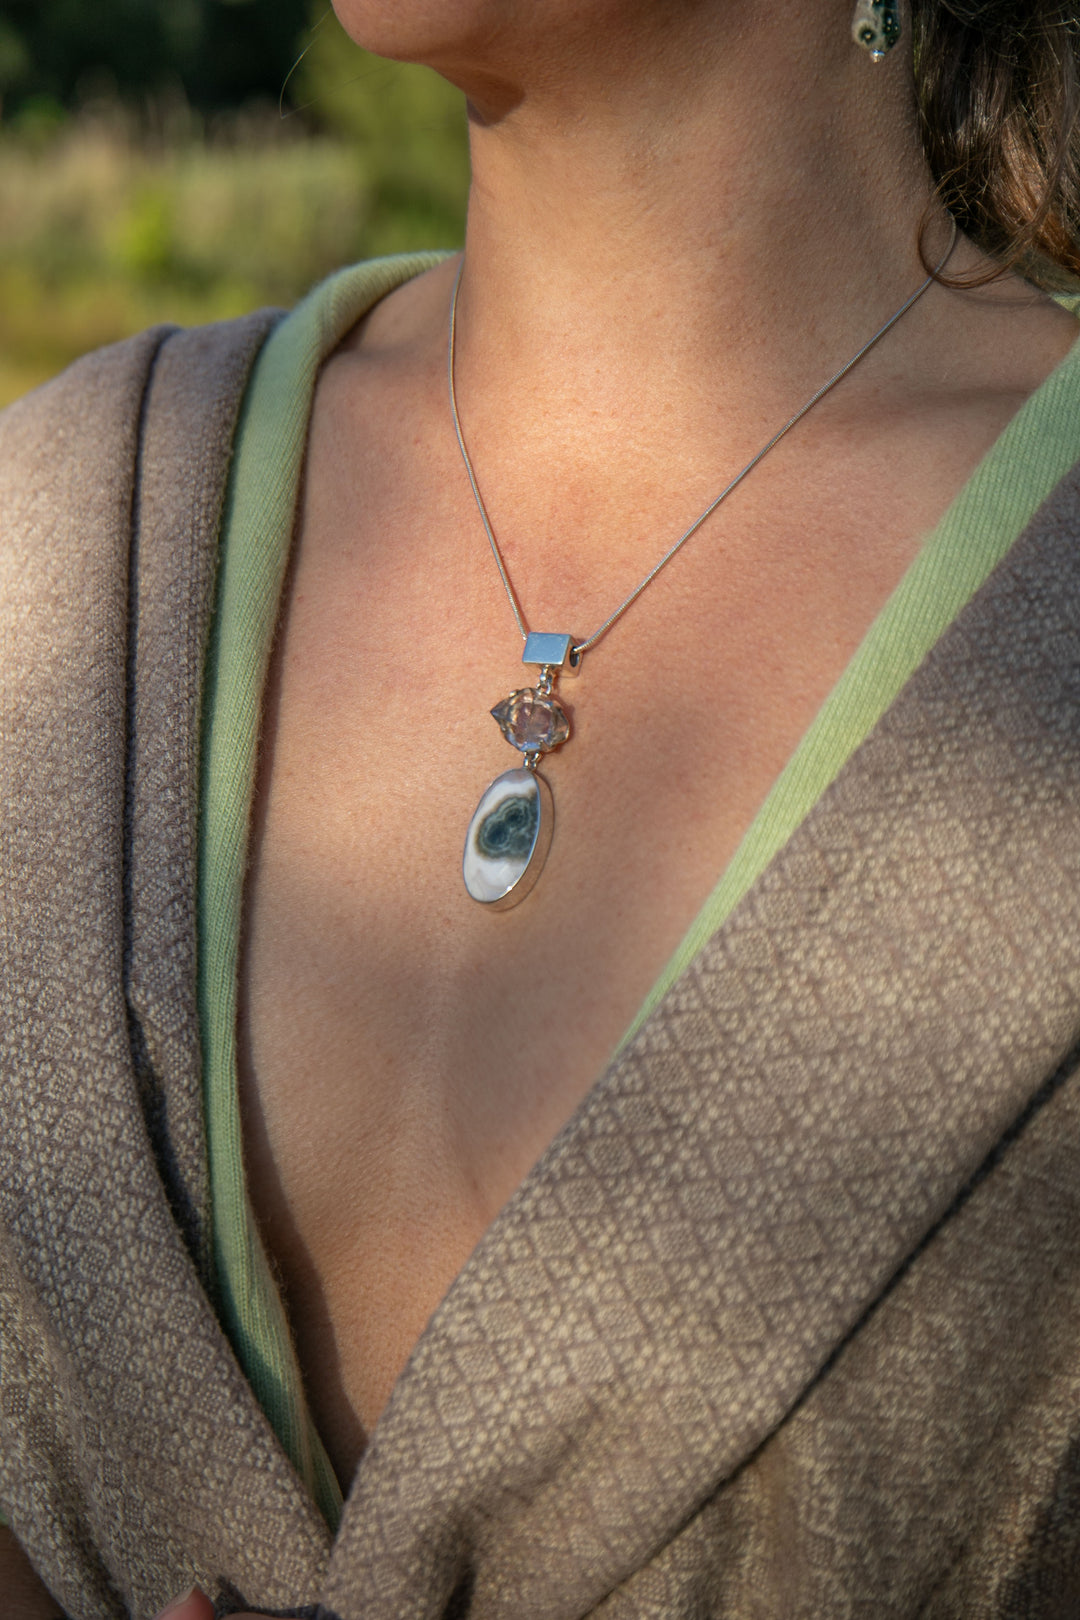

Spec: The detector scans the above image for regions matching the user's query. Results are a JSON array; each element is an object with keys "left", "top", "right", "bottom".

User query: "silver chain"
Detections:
[{"left": 448, "top": 225, "right": 957, "bottom": 661}]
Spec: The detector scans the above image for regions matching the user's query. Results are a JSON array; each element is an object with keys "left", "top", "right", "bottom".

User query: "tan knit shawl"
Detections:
[{"left": 2, "top": 320, "right": 1080, "bottom": 1620}]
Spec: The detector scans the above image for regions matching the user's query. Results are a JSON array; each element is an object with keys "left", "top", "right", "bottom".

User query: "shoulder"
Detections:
[
  {"left": 0, "top": 311, "right": 283, "bottom": 628},
  {"left": 0, "top": 309, "right": 285, "bottom": 888},
  {"left": 0, "top": 311, "right": 282, "bottom": 523}
]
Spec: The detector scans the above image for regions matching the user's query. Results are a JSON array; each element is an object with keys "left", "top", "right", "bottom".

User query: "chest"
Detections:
[{"left": 235, "top": 359, "right": 1027, "bottom": 1482}]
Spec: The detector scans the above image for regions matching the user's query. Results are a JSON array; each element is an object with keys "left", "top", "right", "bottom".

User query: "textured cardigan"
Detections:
[{"left": 3, "top": 316, "right": 1080, "bottom": 1620}]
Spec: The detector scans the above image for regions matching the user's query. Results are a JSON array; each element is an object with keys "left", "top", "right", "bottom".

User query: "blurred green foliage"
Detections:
[
  {"left": 293, "top": 8, "right": 469, "bottom": 254},
  {"left": 0, "top": 3, "right": 470, "bottom": 405},
  {"left": 0, "top": 0, "right": 311, "bottom": 120}
]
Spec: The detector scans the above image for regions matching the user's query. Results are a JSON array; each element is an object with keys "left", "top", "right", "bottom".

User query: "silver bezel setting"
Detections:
[{"left": 462, "top": 767, "right": 555, "bottom": 910}]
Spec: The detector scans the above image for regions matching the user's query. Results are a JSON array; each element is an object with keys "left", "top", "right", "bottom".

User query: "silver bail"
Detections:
[{"left": 522, "top": 631, "right": 582, "bottom": 677}]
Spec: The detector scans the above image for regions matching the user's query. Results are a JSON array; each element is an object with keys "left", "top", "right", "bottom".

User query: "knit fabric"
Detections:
[{"left": 0, "top": 322, "right": 331, "bottom": 1618}]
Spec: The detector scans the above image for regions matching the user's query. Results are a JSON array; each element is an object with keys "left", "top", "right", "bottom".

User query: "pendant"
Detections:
[
  {"left": 463, "top": 633, "right": 580, "bottom": 910},
  {"left": 463, "top": 766, "right": 554, "bottom": 910}
]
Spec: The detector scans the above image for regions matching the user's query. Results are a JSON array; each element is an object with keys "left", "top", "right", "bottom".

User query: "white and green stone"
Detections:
[{"left": 463, "top": 768, "right": 554, "bottom": 909}]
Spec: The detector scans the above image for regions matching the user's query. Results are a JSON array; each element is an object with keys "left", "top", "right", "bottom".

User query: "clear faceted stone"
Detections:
[{"left": 490, "top": 687, "right": 570, "bottom": 753}]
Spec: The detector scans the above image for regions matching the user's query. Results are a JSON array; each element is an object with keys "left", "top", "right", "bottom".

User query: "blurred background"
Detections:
[{"left": 0, "top": 0, "right": 469, "bottom": 406}]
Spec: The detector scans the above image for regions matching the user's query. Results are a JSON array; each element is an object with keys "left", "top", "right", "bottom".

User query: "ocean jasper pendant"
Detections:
[
  {"left": 463, "top": 636, "right": 579, "bottom": 909},
  {"left": 463, "top": 767, "right": 554, "bottom": 909}
]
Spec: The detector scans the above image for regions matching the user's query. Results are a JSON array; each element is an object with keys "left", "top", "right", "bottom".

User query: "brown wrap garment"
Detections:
[{"left": 2, "top": 318, "right": 1080, "bottom": 1618}]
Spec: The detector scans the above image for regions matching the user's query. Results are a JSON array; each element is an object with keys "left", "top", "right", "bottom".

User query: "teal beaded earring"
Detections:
[{"left": 852, "top": 0, "right": 901, "bottom": 60}]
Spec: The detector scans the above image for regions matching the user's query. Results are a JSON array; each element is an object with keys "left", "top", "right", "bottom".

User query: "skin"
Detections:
[
  {"left": 0, "top": 1528, "right": 65, "bottom": 1619},
  {"left": 6, "top": 0, "right": 1079, "bottom": 1611}
]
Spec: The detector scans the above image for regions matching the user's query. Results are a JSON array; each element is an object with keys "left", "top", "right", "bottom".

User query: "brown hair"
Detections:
[{"left": 911, "top": 0, "right": 1080, "bottom": 288}]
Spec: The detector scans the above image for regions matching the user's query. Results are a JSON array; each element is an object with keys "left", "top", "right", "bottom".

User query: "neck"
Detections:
[{"left": 447, "top": 0, "right": 953, "bottom": 431}]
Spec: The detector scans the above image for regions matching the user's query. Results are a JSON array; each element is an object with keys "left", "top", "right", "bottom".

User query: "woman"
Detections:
[{"left": 4, "top": 0, "right": 1080, "bottom": 1613}]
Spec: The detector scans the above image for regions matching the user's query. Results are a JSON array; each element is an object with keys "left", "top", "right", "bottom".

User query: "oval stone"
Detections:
[{"left": 463, "top": 767, "right": 554, "bottom": 909}]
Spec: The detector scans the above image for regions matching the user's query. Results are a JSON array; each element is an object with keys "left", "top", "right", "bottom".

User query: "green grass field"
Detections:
[{"left": 0, "top": 19, "right": 469, "bottom": 407}]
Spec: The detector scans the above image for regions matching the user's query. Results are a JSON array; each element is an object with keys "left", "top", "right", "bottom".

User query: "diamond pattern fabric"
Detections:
[{"left": 0, "top": 323, "right": 331, "bottom": 1617}]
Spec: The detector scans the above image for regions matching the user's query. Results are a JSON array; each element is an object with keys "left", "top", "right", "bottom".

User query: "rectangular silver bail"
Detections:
[{"left": 522, "top": 632, "right": 582, "bottom": 677}]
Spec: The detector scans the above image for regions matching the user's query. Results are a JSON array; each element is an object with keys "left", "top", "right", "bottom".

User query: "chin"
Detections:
[{"left": 330, "top": 0, "right": 498, "bottom": 65}]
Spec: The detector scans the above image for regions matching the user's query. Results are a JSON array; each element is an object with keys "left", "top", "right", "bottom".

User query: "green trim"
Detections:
[
  {"left": 619, "top": 318, "right": 1080, "bottom": 1046},
  {"left": 198, "top": 253, "right": 448, "bottom": 1528}
]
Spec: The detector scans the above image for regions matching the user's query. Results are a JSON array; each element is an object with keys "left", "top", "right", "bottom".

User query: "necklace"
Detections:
[{"left": 452, "top": 230, "right": 956, "bottom": 910}]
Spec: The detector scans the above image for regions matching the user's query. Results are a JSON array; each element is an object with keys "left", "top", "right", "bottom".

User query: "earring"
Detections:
[{"left": 852, "top": 0, "right": 901, "bottom": 60}]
